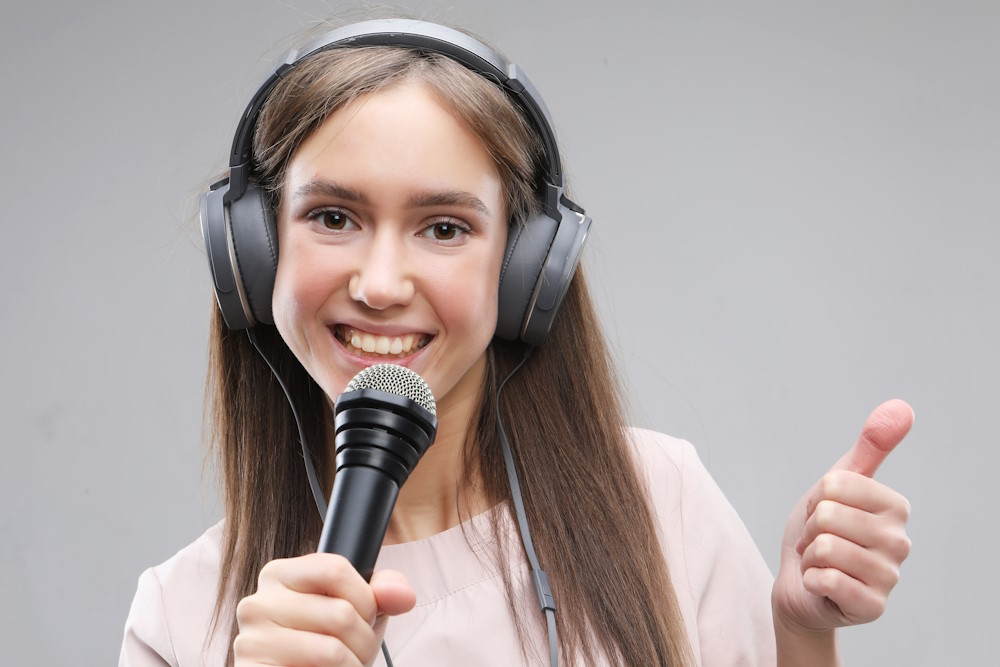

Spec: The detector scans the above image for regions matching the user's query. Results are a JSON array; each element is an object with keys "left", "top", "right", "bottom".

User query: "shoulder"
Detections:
[
  {"left": 625, "top": 426, "right": 725, "bottom": 548},
  {"left": 626, "top": 426, "right": 696, "bottom": 471},
  {"left": 625, "top": 425, "right": 758, "bottom": 554},
  {"left": 625, "top": 426, "right": 708, "bottom": 504},
  {"left": 120, "top": 521, "right": 228, "bottom": 667},
  {"left": 151, "top": 520, "right": 225, "bottom": 594}
]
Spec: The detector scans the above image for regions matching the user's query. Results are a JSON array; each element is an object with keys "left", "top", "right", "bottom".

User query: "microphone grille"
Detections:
[{"left": 345, "top": 364, "right": 436, "bottom": 415}]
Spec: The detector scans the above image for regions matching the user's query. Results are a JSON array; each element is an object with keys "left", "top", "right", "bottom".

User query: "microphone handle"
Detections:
[{"left": 317, "top": 466, "right": 399, "bottom": 582}]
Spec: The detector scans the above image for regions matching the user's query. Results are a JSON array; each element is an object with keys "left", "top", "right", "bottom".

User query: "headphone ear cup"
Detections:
[
  {"left": 496, "top": 211, "right": 559, "bottom": 343},
  {"left": 228, "top": 182, "right": 279, "bottom": 326},
  {"left": 496, "top": 201, "right": 592, "bottom": 346},
  {"left": 201, "top": 181, "right": 253, "bottom": 330},
  {"left": 200, "top": 178, "right": 278, "bottom": 330}
]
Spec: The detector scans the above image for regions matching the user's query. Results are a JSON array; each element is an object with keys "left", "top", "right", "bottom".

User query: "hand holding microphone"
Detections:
[{"left": 234, "top": 364, "right": 433, "bottom": 666}]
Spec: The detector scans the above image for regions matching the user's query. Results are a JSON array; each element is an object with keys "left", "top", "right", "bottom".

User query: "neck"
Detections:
[{"left": 325, "top": 354, "right": 492, "bottom": 546}]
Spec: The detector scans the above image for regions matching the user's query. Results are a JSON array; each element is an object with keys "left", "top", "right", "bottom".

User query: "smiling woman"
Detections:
[
  {"left": 120, "top": 18, "right": 913, "bottom": 667},
  {"left": 272, "top": 80, "right": 507, "bottom": 416}
]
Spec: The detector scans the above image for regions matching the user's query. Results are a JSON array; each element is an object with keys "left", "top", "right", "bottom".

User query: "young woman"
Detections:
[{"left": 120, "top": 19, "right": 912, "bottom": 667}]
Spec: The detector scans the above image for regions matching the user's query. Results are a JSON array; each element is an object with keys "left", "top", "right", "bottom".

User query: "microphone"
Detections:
[{"left": 318, "top": 363, "right": 438, "bottom": 581}]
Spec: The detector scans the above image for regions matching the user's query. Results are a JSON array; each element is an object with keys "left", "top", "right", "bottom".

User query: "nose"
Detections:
[{"left": 348, "top": 230, "right": 415, "bottom": 310}]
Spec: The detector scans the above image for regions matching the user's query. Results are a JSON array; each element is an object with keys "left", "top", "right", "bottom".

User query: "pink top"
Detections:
[{"left": 119, "top": 429, "right": 777, "bottom": 665}]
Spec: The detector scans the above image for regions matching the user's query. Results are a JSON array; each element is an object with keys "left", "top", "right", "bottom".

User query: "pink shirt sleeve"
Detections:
[
  {"left": 119, "top": 568, "right": 176, "bottom": 666},
  {"left": 119, "top": 523, "right": 229, "bottom": 667},
  {"left": 631, "top": 428, "right": 777, "bottom": 665}
]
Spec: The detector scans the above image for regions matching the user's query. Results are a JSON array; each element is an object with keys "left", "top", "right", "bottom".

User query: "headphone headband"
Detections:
[{"left": 228, "top": 20, "right": 564, "bottom": 208}]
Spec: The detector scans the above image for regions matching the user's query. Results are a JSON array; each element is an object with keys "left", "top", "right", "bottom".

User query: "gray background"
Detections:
[{"left": 1, "top": 0, "right": 996, "bottom": 664}]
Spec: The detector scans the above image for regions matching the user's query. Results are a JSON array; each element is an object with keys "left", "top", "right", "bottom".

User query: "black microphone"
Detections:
[{"left": 317, "top": 363, "right": 438, "bottom": 581}]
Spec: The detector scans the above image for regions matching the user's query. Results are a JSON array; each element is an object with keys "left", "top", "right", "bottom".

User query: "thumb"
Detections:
[
  {"left": 832, "top": 398, "right": 914, "bottom": 477},
  {"left": 371, "top": 569, "right": 416, "bottom": 617},
  {"left": 369, "top": 569, "right": 416, "bottom": 655}
]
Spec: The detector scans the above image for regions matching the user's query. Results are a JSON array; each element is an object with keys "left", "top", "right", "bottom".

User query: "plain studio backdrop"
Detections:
[{"left": 1, "top": 1, "right": 996, "bottom": 664}]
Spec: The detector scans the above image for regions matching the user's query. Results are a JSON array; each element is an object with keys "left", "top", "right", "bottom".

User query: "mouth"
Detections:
[{"left": 332, "top": 325, "right": 432, "bottom": 360}]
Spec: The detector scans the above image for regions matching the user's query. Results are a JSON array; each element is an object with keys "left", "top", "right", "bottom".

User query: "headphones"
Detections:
[{"left": 200, "top": 19, "right": 591, "bottom": 347}]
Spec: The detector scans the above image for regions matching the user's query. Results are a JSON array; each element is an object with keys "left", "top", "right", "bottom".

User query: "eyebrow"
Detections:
[
  {"left": 292, "top": 180, "right": 368, "bottom": 204},
  {"left": 291, "top": 180, "right": 491, "bottom": 217},
  {"left": 407, "top": 190, "right": 491, "bottom": 217}
]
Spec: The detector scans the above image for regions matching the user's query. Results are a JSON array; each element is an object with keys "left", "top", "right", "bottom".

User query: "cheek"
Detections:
[
  {"left": 271, "top": 254, "right": 332, "bottom": 341},
  {"left": 270, "top": 262, "right": 304, "bottom": 349},
  {"left": 432, "top": 255, "right": 502, "bottom": 337}
]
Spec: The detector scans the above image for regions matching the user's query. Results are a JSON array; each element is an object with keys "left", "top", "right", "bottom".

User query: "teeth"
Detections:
[{"left": 341, "top": 328, "right": 425, "bottom": 357}]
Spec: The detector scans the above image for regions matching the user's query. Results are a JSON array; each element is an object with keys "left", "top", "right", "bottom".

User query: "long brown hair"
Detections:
[{"left": 208, "top": 45, "right": 694, "bottom": 665}]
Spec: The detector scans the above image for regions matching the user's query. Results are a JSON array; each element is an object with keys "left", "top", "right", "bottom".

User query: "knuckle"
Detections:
[
  {"left": 325, "top": 640, "right": 349, "bottom": 664},
  {"left": 324, "top": 598, "right": 357, "bottom": 634},
  {"left": 869, "top": 596, "right": 888, "bottom": 619},
  {"left": 898, "top": 496, "right": 912, "bottom": 522},
  {"left": 882, "top": 489, "right": 911, "bottom": 521},
  {"left": 235, "top": 595, "right": 259, "bottom": 625},
  {"left": 258, "top": 559, "right": 281, "bottom": 583},
  {"left": 885, "top": 565, "right": 901, "bottom": 589},
  {"left": 232, "top": 633, "right": 247, "bottom": 657},
  {"left": 299, "top": 636, "right": 351, "bottom": 667},
  {"left": 813, "top": 533, "right": 837, "bottom": 560},
  {"left": 803, "top": 566, "right": 839, "bottom": 598},
  {"left": 820, "top": 470, "right": 847, "bottom": 496},
  {"left": 893, "top": 533, "right": 913, "bottom": 560},
  {"left": 319, "top": 555, "right": 354, "bottom": 588},
  {"left": 814, "top": 500, "right": 839, "bottom": 528},
  {"left": 232, "top": 632, "right": 260, "bottom": 659},
  {"left": 819, "top": 567, "right": 841, "bottom": 594}
]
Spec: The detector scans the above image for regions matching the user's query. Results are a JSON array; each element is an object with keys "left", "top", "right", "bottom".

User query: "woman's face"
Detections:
[{"left": 272, "top": 79, "right": 507, "bottom": 411}]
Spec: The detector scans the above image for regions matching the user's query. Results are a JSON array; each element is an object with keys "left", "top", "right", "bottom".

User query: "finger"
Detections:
[
  {"left": 258, "top": 554, "right": 378, "bottom": 622},
  {"left": 798, "top": 497, "right": 911, "bottom": 562},
  {"left": 832, "top": 399, "right": 914, "bottom": 478},
  {"left": 371, "top": 569, "right": 417, "bottom": 617},
  {"left": 800, "top": 471, "right": 912, "bottom": 537},
  {"left": 804, "top": 471, "right": 912, "bottom": 518},
  {"left": 801, "top": 566, "right": 889, "bottom": 625},
  {"left": 238, "top": 589, "right": 378, "bottom": 660},
  {"left": 234, "top": 625, "right": 365, "bottom": 666},
  {"left": 368, "top": 570, "right": 417, "bottom": 660},
  {"left": 800, "top": 533, "right": 902, "bottom": 594}
]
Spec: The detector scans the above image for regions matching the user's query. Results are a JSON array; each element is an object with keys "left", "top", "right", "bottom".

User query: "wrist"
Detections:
[{"left": 773, "top": 606, "right": 841, "bottom": 667}]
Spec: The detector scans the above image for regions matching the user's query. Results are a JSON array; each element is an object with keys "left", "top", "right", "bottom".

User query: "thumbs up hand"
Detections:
[{"left": 772, "top": 400, "right": 914, "bottom": 640}]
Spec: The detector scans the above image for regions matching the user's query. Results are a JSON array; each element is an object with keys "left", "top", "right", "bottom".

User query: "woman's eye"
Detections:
[
  {"left": 312, "top": 209, "right": 355, "bottom": 231},
  {"left": 423, "top": 221, "right": 468, "bottom": 242}
]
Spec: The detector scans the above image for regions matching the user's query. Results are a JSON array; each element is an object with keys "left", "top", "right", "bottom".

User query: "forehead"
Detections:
[{"left": 284, "top": 79, "right": 501, "bottom": 197}]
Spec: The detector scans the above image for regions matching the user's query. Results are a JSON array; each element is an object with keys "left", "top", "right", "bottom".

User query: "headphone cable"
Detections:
[
  {"left": 496, "top": 345, "right": 558, "bottom": 667},
  {"left": 247, "top": 329, "right": 327, "bottom": 517}
]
